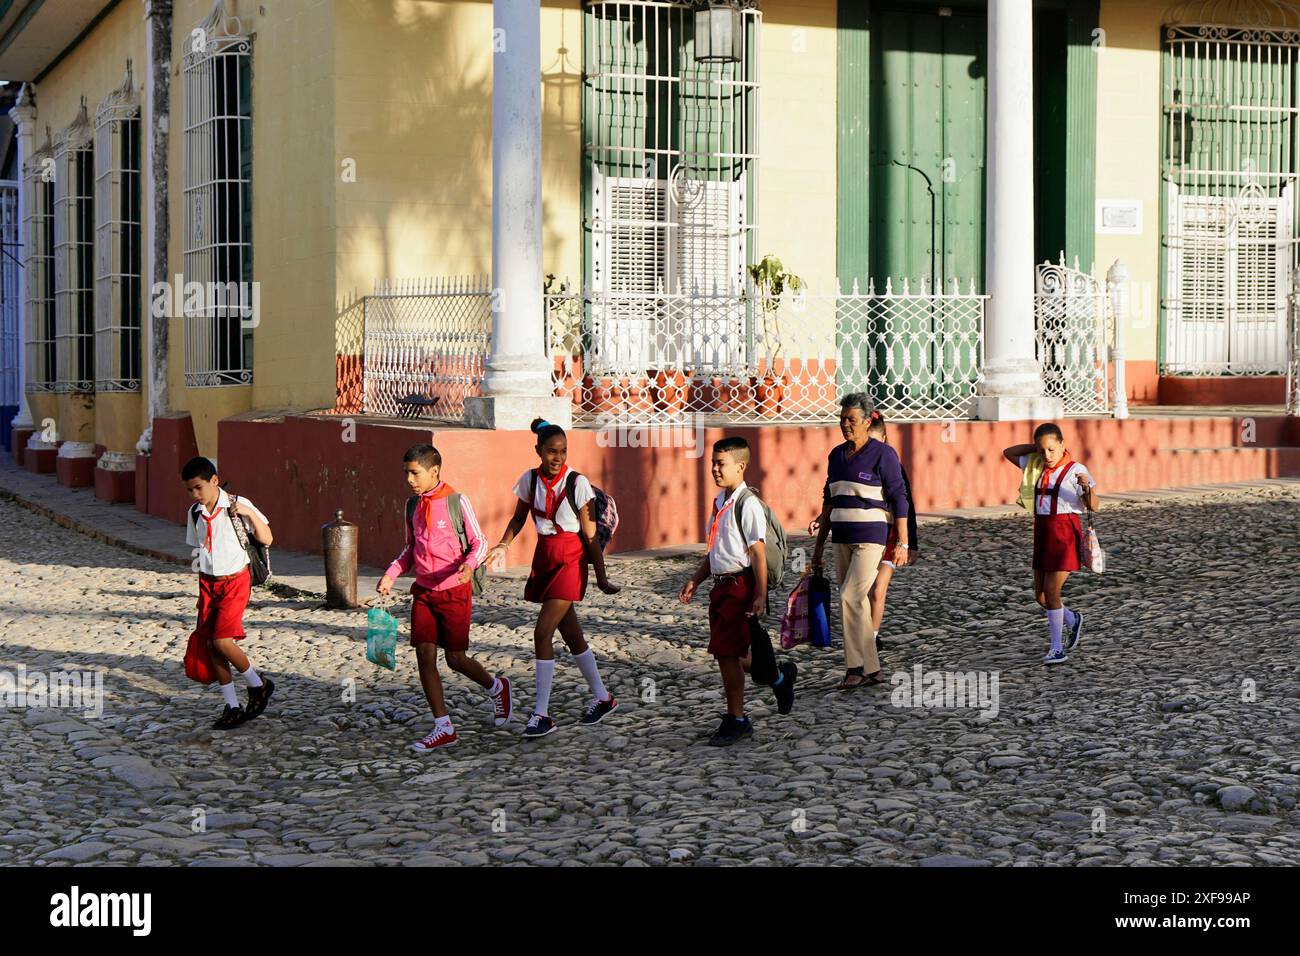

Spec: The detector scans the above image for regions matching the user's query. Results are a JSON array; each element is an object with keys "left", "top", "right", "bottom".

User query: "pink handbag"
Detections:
[{"left": 779, "top": 573, "right": 812, "bottom": 650}]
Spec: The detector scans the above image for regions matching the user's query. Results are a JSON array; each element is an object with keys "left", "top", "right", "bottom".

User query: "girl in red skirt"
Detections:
[
  {"left": 486, "top": 419, "right": 620, "bottom": 738},
  {"left": 1003, "top": 423, "right": 1098, "bottom": 665}
]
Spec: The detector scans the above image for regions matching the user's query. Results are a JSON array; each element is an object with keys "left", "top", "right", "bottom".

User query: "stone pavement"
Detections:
[{"left": 1, "top": 468, "right": 1298, "bottom": 866}]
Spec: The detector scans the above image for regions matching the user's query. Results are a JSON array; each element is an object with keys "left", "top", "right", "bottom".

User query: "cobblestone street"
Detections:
[{"left": 2, "top": 484, "right": 1298, "bottom": 867}]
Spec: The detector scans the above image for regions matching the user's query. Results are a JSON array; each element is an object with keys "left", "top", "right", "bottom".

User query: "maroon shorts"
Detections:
[
  {"left": 410, "top": 581, "right": 473, "bottom": 650},
  {"left": 708, "top": 568, "right": 755, "bottom": 658},
  {"left": 524, "top": 531, "right": 588, "bottom": 603},
  {"left": 881, "top": 526, "right": 898, "bottom": 566},
  {"left": 195, "top": 568, "right": 251, "bottom": 642},
  {"left": 1033, "top": 513, "right": 1082, "bottom": 572}
]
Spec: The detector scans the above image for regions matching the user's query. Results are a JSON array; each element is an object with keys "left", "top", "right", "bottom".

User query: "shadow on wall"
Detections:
[{"left": 332, "top": 0, "right": 584, "bottom": 413}]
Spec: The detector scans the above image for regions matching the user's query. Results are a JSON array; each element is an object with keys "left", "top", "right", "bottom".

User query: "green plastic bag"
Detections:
[{"left": 366, "top": 607, "right": 399, "bottom": 671}]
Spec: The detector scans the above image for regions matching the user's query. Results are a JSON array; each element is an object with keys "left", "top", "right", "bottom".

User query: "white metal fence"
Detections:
[
  {"left": 547, "top": 279, "right": 987, "bottom": 424},
  {"left": 360, "top": 276, "right": 492, "bottom": 419},
  {"left": 1035, "top": 256, "right": 1111, "bottom": 416},
  {"left": 348, "top": 270, "right": 1142, "bottom": 426},
  {"left": 1288, "top": 282, "right": 1300, "bottom": 416}
]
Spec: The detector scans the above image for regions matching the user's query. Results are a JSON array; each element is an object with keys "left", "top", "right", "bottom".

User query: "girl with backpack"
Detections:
[
  {"left": 485, "top": 419, "right": 620, "bottom": 739},
  {"left": 1002, "top": 422, "right": 1099, "bottom": 665}
]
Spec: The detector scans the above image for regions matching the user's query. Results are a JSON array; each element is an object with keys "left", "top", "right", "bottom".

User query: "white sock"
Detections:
[
  {"left": 573, "top": 647, "right": 608, "bottom": 702},
  {"left": 239, "top": 665, "right": 263, "bottom": 688},
  {"left": 1047, "top": 608, "right": 1065, "bottom": 653},
  {"left": 434, "top": 714, "right": 453, "bottom": 732},
  {"left": 219, "top": 683, "right": 238, "bottom": 708},
  {"left": 486, "top": 676, "right": 502, "bottom": 696},
  {"left": 1062, "top": 607, "right": 1078, "bottom": 632},
  {"left": 534, "top": 659, "right": 556, "bottom": 716}
]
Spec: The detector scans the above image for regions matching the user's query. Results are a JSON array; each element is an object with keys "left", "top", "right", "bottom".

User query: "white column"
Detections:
[
  {"left": 137, "top": 0, "right": 173, "bottom": 455},
  {"left": 8, "top": 84, "right": 36, "bottom": 435},
  {"left": 1107, "top": 259, "right": 1130, "bottom": 419},
  {"left": 975, "top": 0, "right": 1063, "bottom": 422},
  {"left": 464, "top": 0, "right": 570, "bottom": 430}
]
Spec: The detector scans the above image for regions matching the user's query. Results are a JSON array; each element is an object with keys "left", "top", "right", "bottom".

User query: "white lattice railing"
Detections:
[
  {"left": 1035, "top": 255, "right": 1111, "bottom": 416},
  {"left": 1288, "top": 280, "right": 1300, "bottom": 416},
  {"left": 547, "top": 278, "right": 987, "bottom": 424},
  {"left": 360, "top": 276, "right": 492, "bottom": 419}
]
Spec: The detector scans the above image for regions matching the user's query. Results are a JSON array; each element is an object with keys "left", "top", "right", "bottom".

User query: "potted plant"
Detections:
[{"left": 747, "top": 255, "right": 805, "bottom": 418}]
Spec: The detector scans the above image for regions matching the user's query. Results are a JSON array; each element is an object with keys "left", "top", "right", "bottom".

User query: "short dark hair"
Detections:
[
  {"left": 403, "top": 444, "right": 441, "bottom": 470},
  {"left": 181, "top": 456, "right": 216, "bottom": 482},
  {"left": 531, "top": 417, "right": 565, "bottom": 446},
  {"left": 1033, "top": 422, "right": 1065, "bottom": 444},
  {"left": 713, "top": 436, "right": 750, "bottom": 462}
]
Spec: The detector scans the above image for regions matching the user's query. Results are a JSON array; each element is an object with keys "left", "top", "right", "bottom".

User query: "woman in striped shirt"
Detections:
[{"left": 811, "top": 394, "right": 911, "bottom": 689}]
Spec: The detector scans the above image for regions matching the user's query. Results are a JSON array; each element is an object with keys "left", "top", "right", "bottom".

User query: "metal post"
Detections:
[{"left": 1108, "top": 260, "right": 1129, "bottom": 420}]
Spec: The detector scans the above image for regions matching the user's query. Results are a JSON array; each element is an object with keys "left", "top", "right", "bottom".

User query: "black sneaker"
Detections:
[
  {"left": 523, "top": 714, "right": 557, "bottom": 739},
  {"left": 1065, "top": 611, "right": 1084, "bottom": 652},
  {"left": 580, "top": 695, "right": 618, "bottom": 726},
  {"left": 245, "top": 676, "right": 275, "bottom": 721},
  {"left": 773, "top": 661, "right": 797, "bottom": 715},
  {"left": 212, "top": 705, "right": 246, "bottom": 730},
  {"left": 707, "top": 714, "right": 754, "bottom": 747}
]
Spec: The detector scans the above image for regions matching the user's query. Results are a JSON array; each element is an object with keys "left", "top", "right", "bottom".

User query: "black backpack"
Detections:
[
  {"left": 405, "top": 492, "right": 486, "bottom": 597},
  {"left": 192, "top": 494, "right": 271, "bottom": 586}
]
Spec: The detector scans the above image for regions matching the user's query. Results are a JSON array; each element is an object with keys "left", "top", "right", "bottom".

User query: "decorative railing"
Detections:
[
  {"left": 359, "top": 276, "right": 492, "bottom": 420},
  {"left": 1035, "top": 255, "right": 1112, "bottom": 416},
  {"left": 547, "top": 279, "right": 987, "bottom": 425}
]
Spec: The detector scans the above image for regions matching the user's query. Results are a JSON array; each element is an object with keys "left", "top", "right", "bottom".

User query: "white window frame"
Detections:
[
  {"left": 53, "top": 102, "right": 95, "bottom": 394},
  {"left": 0, "top": 180, "right": 20, "bottom": 410},
  {"left": 23, "top": 138, "right": 56, "bottom": 394},
  {"left": 95, "top": 64, "right": 144, "bottom": 393},
  {"left": 182, "top": 0, "right": 253, "bottom": 388}
]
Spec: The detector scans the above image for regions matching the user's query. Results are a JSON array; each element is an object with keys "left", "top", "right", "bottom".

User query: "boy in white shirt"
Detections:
[
  {"left": 679, "top": 437, "right": 796, "bottom": 746},
  {"left": 182, "top": 456, "right": 275, "bottom": 729}
]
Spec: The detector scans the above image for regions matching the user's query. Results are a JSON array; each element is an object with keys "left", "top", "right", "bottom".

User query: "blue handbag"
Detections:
[{"left": 808, "top": 570, "right": 832, "bottom": 648}]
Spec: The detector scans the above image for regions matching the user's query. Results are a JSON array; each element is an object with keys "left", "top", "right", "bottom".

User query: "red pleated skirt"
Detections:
[
  {"left": 1033, "top": 513, "right": 1082, "bottom": 572},
  {"left": 524, "top": 531, "right": 588, "bottom": 603}
]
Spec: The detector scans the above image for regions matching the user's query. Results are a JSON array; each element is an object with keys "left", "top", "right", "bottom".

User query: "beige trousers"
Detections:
[{"left": 835, "top": 542, "right": 886, "bottom": 673}]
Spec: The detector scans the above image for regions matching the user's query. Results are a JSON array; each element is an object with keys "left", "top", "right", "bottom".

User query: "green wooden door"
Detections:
[{"left": 838, "top": 2, "right": 987, "bottom": 409}]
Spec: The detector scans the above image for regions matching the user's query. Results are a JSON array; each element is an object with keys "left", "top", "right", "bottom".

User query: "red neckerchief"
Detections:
[
  {"left": 1037, "top": 454, "right": 1074, "bottom": 513},
  {"left": 535, "top": 465, "right": 569, "bottom": 521},
  {"left": 419, "top": 481, "right": 456, "bottom": 531},
  {"left": 198, "top": 501, "right": 224, "bottom": 552},
  {"left": 707, "top": 489, "right": 740, "bottom": 551}
]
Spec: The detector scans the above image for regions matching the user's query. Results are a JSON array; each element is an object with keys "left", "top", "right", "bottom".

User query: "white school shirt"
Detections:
[
  {"left": 707, "top": 482, "right": 766, "bottom": 575},
  {"left": 513, "top": 468, "right": 594, "bottom": 535},
  {"left": 185, "top": 489, "right": 270, "bottom": 576},
  {"left": 1019, "top": 456, "right": 1095, "bottom": 516}
]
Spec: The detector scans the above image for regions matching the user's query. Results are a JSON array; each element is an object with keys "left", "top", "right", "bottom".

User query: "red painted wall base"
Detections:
[
  {"left": 25, "top": 446, "right": 55, "bottom": 474},
  {"left": 11, "top": 428, "right": 33, "bottom": 468},
  {"left": 201, "top": 412, "right": 1300, "bottom": 571},
  {"left": 56, "top": 455, "right": 96, "bottom": 488},
  {"left": 1158, "top": 375, "right": 1287, "bottom": 406},
  {"left": 144, "top": 414, "right": 200, "bottom": 523},
  {"left": 94, "top": 465, "right": 136, "bottom": 503}
]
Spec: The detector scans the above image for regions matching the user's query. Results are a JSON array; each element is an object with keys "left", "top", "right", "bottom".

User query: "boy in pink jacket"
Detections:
[{"left": 378, "top": 444, "right": 512, "bottom": 751}]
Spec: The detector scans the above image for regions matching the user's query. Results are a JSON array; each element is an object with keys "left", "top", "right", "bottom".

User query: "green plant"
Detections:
[{"left": 747, "top": 255, "right": 804, "bottom": 373}]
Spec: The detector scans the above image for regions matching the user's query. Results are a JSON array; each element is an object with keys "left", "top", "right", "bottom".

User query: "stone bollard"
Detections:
[{"left": 322, "top": 510, "right": 358, "bottom": 609}]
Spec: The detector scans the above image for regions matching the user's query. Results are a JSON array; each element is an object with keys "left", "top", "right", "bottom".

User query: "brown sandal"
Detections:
[
  {"left": 863, "top": 670, "right": 890, "bottom": 686},
  {"left": 838, "top": 673, "right": 868, "bottom": 690}
]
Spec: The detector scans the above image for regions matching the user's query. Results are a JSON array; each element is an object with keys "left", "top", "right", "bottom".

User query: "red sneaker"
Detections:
[
  {"left": 491, "top": 675, "right": 513, "bottom": 726},
  {"left": 411, "top": 725, "right": 458, "bottom": 753}
]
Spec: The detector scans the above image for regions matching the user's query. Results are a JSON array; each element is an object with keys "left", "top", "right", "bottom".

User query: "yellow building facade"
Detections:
[{"left": 4, "top": 0, "right": 1296, "bottom": 499}]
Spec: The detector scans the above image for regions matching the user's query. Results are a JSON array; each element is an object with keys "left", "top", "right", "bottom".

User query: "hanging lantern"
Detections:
[{"left": 694, "top": 1, "right": 744, "bottom": 64}]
